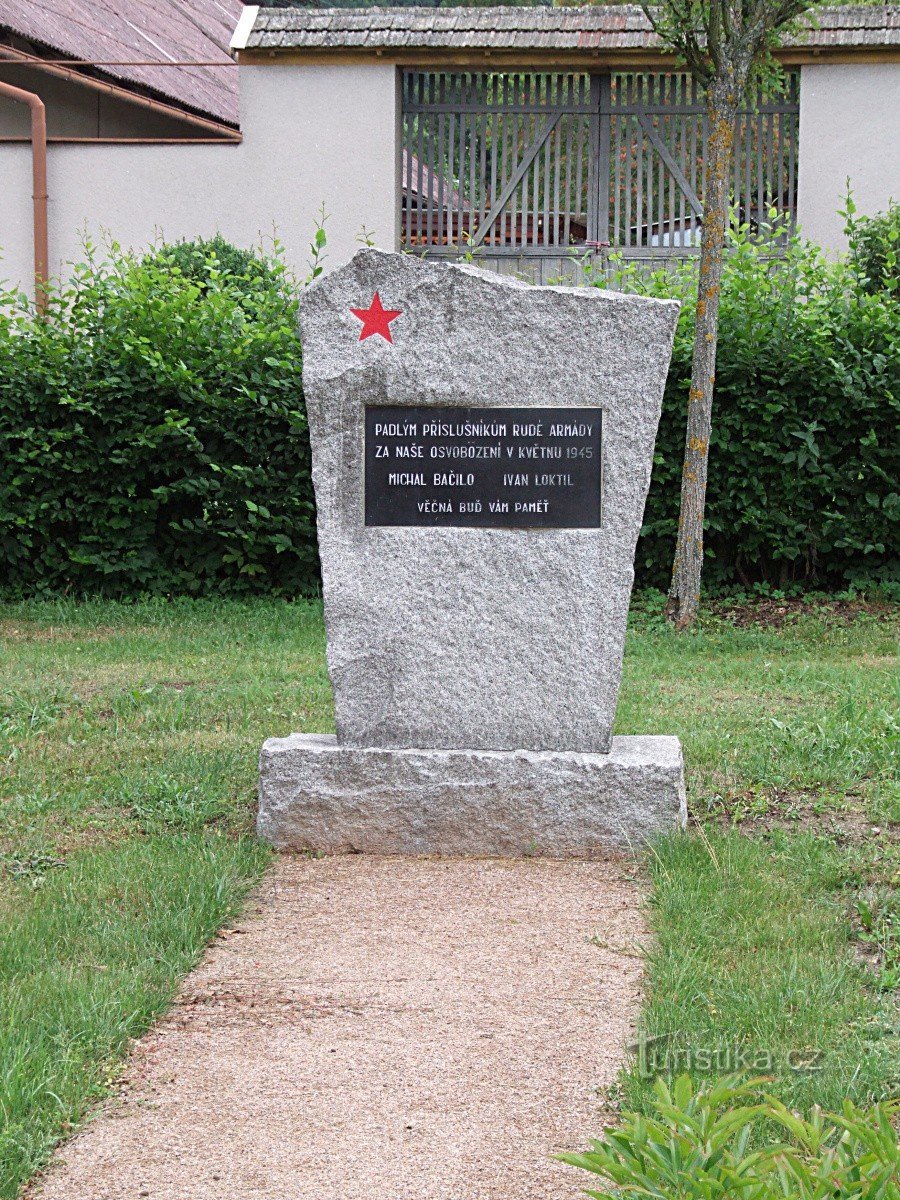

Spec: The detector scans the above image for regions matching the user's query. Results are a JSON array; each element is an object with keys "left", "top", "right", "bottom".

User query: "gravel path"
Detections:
[{"left": 32, "top": 855, "right": 646, "bottom": 1200}]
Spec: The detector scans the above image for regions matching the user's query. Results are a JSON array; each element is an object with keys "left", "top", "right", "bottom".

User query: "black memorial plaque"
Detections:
[{"left": 365, "top": 405, "right": 602, "bottom": 529}]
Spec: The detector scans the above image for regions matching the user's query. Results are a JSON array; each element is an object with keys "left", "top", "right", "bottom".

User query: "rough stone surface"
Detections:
[
  {"left": 299, "top": 249, "right": 679, "bottom": 754},
  {"left": 31, "top": 855, "right": 646, "bottom": 1200},
  {"left": 258, "top": 733, "right": 686, "bottom": 855}
]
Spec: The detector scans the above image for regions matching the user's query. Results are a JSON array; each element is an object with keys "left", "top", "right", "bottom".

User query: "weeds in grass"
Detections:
[
  {"left": 561, "top": 1074, "right": 900, "bottom": 1198},
  {"left": 0, "top": 853, "right": 65, "bottom": 886}
]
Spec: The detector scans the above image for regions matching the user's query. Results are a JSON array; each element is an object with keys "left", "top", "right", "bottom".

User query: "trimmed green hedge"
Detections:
[
  {"left": 0, "top": 223, "right": 896, "bottom": 597},
  {"left": 601, "top": 219, "right": 899, "bottom": 590},
  {"left": 0, "top": 240, "right": 315, "bottom": 596}
]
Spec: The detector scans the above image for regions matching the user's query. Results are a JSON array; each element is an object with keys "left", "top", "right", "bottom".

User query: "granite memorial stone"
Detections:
[{"left": 259, "top": 248, "right": 686, "bottom": 855}]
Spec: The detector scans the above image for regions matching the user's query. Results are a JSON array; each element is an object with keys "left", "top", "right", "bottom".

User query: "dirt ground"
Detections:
[{"left": 31, "top": 854, "right": 646, "bottom": 1200}]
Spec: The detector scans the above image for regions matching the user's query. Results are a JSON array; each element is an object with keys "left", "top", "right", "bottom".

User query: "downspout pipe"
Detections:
[{"left": 0, "top": 79, "right": 48, "bottom": 312}]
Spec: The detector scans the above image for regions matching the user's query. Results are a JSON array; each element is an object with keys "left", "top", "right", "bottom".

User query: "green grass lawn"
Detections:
[{"left": 0, "top": 596, "right": 897, "bottom": 1196}]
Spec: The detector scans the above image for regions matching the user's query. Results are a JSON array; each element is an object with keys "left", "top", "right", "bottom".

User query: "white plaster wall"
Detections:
[
  {"left": 797, "top": 61, "right": 900, "bottom": 253},
  {"left": 0, "top": 64, "right": 399, "bottom": 298}
]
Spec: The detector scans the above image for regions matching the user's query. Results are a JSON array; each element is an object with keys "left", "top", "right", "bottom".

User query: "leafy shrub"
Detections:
[
  {"left": 846, "top": 197, "right": 899, "bottom": 297},
  {"left": 0, "top": 239, "right": 315, "bottom": 597},
  {"left": 143, "top": 234, "right": 284, "bottom": 293},
  {"left": 2, "top": 221, "right": 896, "bottom": 598},
  {"left": 560, "top": 1075, "right": 900, "bottom": 1200},
  {"left": 594, "top": 222, "right": 899, "bottom": 590}
]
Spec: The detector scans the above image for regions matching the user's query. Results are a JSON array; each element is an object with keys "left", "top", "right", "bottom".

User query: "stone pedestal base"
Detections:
[{"left": 258, "top": 734, "right": 686, "bottom": 857}]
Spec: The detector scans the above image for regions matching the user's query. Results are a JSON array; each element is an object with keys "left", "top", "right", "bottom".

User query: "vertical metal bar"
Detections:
[
  {"left": 549, "top": 73, "right": 556, "bottom": 246},
  {"left": 489, "top": 74, "right": 499, "bottom": 247},
  {"left": 787, "top": 74, "right": 797, "bottom": 230},
  {"left": 534, "top": 73, "right": 542, "bottom": 248},
  {"left": 423, "top": 74, "right": 431, "bottom": 247},
  {"left": 518, "top": 74, "right": 528, "bottom": 249},
  {"left": 499, "top": 74, "right": 510, "bottom": 247},
  {"left": 431, "top": 71, "right": 439, "bottom": 246},
  {"left": 522, "top": 76, "right": 530, "bottom": 247},
  {"left": 452, "top": 73, "right": 462, "bottom": 247},
  {"left": 518, "top": 74, "right": 525, "bottom": 246},
  {"left": 756, "top": 82, "right": 765, "bottom": 231},
  {"left": 408, "top": 79, "right": 417, "bottom": 248},
  {"left": 511, "top": 75, "right": 521, "bottom": 249},
  {"left": 519, "top": 74, "right": 527, "bottom": 248},
  {"left": 748, "top": 97, "right": 753, "bottom": 230},
  {"left": 654, "top": 74, "right": 662, "bottom": 248},
  {"left": 446, "top": 74, "right": 455, "bottom": 246},
  {"left": 528, "top": 75, "right": 536, "bottom": 248},
  {"left": 776, "top": 88, "right": 785, "bottom": 226},
  {"left": 521, "top": 75, "right": 530, "bottom": 249},
  {"left": 624, "top": 75, "right": 633, "bottom": 247},
  {"left": 450, "top": 72, "right": 459, "bottom": 248},
  {"left": 552, "top": 77, "right": 563, "bottom": 247},
  {"left": 540, "top": 74, "right": 549, "bottom": 247},
  {"left": 403, "top": 81, "right": 412, "bottom": 249},
  {"left": 667, "top": 76, "right": 675, "bottom": 243},
  {"left": 531, "top": 75, "right": 542, "bottom": 247},
  {"left": 655, "top": 75, "right": 662, "bottom": 247},
  {"left": 445, "top": 77, "right": 455, "bottom": 247},
  {"left": 587, "top": 74, "right": 601, "bottom": 243},
  {"left": 540, "top": 73, "right": 547, "bottom": 248},
  {"left": 472, "top": 75, "right": 480, "bottom": 246},
  {"left": 573, "top": 74, "right": 586, "bottom": 246},
  {"left": 766, "top": 92, "right": 774, "bottom": 230},
  {"left": 403, "top": 72, "right": 410, "bottom": 248},
  {"left": 424, "top": 76, "right": 435, "bottom": 247},
  {"left": 653, "top": 75, "right": 660, "bottom": 247},
  {"left": 542, "top": 75, "right": 552, "bottom": 247},
  {"left": 478, "top": 76, "right": 489, "bottom": 239},
  {"left": 598, "top": 72, "right": 611, "bottom": 245},
  {"left": 434, "top": 77, "right": 444, "bottom": 246},
  {"left": 657, "top": 74, "right": 666, "bottom": 248},
  {"left": 643, "top": 75, "right": 648, "bottom": 248},
  {"left": 665, "top": 75, "right": 674, "bottom": 249},
  {"left": 562, "top": 76, "right": 574, "bottom": 245},
  {"left": 413, "top": 73, "right": 421, "bottom": 246},
  {"left": 458, "top": 72, "right": 467, "bottom": 246},
  {"left": 677, "top": 73, "right": 686, "bottom": 247},
  {"left": 638, "top": 75, "right": 647, "bottom": 247},
  {"left": 610, "top": 74, "right": 620, "bottom": 245}
]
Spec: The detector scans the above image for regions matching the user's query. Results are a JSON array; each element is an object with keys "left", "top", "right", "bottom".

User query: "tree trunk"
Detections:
[{"left": 666, "top": 80, "right": 737, "bottom": 629}]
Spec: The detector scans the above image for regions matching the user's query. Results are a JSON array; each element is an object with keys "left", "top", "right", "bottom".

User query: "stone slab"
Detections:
[
  {"left": 299, "top": 249, "right": 679, "bottom": 755},
  {"left": 258, "top": 733, "right": 687, "bottom": 857}
]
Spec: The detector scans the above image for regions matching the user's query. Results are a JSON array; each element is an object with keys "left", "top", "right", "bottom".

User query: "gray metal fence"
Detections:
[{"left": 401, "top": 69, "right": 800, "bottom": 281}]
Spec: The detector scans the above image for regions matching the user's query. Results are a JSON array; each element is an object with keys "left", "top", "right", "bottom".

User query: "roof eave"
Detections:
[
  {"left": 0, "top": 39, "right": 241, "bottom": 137},
  {"left": 235, "top": 42, "right": 900, "bottom": 68}
]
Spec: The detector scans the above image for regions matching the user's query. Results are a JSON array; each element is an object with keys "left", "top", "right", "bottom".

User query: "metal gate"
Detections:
[{"left": 401, "top": 69, "right": 799, "bottom": 281}]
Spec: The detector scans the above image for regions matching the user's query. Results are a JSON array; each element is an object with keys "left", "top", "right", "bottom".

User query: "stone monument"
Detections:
[{"left": 258, "top": 249, "right": 686, "bottom": 855}]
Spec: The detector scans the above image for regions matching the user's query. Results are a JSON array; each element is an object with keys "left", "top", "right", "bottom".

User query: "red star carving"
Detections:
[{"left": 350, "top": 291, "right": 402, "bottom": 343}]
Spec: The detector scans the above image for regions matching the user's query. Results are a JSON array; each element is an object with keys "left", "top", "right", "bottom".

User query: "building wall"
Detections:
[
  {"left": 3, "top": 57, "right": 899, "bottom": 298},
  {"left": 0, "top": 64, "right": 399, "bottom": 298},
  {"left": 797, "top": 61, "right": 900, "bottom": 253}
]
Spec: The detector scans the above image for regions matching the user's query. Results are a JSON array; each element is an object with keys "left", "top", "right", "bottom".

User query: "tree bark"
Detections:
[{"left": 666, "top": 78, "right": 738, "bottom": 629}]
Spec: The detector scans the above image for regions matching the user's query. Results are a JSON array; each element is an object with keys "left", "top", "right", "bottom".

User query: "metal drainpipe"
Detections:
[{"left": 0, "top": 79, "right": 49, "bottom": 312}]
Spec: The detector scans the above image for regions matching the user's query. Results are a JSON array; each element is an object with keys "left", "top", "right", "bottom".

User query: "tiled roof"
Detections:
[
  {"left": 239, "top": 4, "right": 900, "bottom": 55},
  {"left": 0, "top": 0, "right": 242, "bottom": 126}
]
